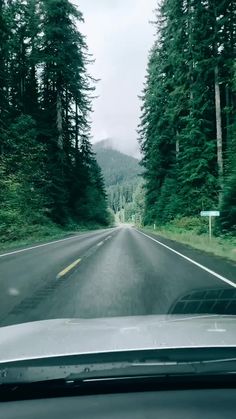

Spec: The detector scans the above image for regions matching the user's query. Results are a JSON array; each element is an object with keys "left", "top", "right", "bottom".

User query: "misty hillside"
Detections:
[
  {"left": 93, "top": 140, "right": 141, "bottom": 188},
  {"left": 93, "top": 140, "right": 142, "bottom": 215}
]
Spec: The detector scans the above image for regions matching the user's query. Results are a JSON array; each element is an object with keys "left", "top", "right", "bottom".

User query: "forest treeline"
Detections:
[
  {"left": 94, "top": 141, "right": 141, "bottom": 218},
  {"left": 0, "top": 0, "right": 110, "bottom": 242},
  {"left": 139, "top": 0, "right": 236, "bottom": 233}
]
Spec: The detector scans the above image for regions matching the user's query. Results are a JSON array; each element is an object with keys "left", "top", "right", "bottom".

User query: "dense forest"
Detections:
[
  {"left": 0, "top": 0, "right": 110, "bottom": 242},
  {"left": 139, "top": 0, "right": 236, "bottom": 234},
  {"left": 94, "top": 140, "right": 143, "bottom": 223}
]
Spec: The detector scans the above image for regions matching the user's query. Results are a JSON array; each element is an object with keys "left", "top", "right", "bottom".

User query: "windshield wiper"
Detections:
[
  {"left": 1, "top": 347, "right": 236, "bottom": 386},
  {"left": 1, "top": 357, "right": 236, "bottom": 386},
  {"left": 66, "top": 357, "right": 236, "bottom": 381},
  {"left": 1, "top": 370, "right": 236, "bottom": 403}
]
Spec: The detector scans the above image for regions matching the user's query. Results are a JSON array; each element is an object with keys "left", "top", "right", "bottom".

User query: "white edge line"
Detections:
[
  {"left": 135, "top": 229, "right": 236, "bottom": 289},
  {"left": 0, "top": 229, "right": 115, "bottom": 258},
  {"left": 0, "top": 235, "right": 82, "bottom": 258}
]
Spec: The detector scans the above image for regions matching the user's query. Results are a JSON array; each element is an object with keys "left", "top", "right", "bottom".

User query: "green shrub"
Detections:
[{"left": 168, "top": 216, "right": 209, "bottom": 235}]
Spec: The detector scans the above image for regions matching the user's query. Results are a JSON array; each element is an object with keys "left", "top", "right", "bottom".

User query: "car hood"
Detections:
[{"left": 0, "top": 315, "right": 236, "bottom": 363}]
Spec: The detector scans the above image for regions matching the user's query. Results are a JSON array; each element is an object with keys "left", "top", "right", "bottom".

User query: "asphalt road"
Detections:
[{"left": 0, "top": 226, "right": 236, "bottom": 326}]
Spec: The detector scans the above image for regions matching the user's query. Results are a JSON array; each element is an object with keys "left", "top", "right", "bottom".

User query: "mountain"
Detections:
[
  {"left": 93, "top": 140, "right": 142, "bottom": 218},
  {"left": 93, "top": 139, "right": 141, "bottom": 188},
  {"left": 93, "top": 138, "right": 141, "bottom": 159}
]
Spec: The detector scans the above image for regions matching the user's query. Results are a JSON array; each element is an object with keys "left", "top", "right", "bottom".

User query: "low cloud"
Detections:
[{"left": 75, "top": 0, "right": 156, "bottom": 155}]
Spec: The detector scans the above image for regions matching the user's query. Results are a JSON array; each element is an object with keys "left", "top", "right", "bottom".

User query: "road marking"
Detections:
[
  {"left": 105, "top": 235, "right": 112, "bottom": 241},
  {"left": 96, "top": 235, "right": 113, "bottom": 247},
  {"left": 56, "top": 258, "right": 81, "bottom": 279},
  {"left": 97, "top": 241, "right": 104, "bottom": 247},
  {"left": 0, "top": 229, "right": 115, "bottom": 258},
  {"left": 0, "top": 236, "right": 84, "bottom": 258},
  {"left": 135, "top": 230, "right": 236, "bottom": 289}
]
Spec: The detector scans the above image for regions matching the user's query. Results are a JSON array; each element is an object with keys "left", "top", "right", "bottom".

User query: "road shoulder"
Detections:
[{"left": 137, "top": 228, "right": 236, "bottom": 283}]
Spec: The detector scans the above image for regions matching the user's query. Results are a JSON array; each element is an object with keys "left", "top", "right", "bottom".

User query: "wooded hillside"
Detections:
[{"left": 94, "top": 140, "right": 142, "bottom": 219}]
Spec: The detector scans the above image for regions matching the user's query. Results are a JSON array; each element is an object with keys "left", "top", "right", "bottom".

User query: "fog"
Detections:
[{"left": 75, "top": 0, "right": 156, "bottom": 156}]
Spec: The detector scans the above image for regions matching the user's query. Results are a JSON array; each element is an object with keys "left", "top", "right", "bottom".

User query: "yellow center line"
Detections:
[{"left": 56, "top": 258, "right": 82, "bottom": 279}]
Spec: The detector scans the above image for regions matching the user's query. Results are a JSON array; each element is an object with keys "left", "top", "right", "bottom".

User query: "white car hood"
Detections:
[{"left": 0, "top": 315, "right": 236, "bottom": 363}]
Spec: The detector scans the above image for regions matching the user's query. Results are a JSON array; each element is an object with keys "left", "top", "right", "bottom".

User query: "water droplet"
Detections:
[{"left": 8, "top": 288, "right": 20, "bottom": 296}]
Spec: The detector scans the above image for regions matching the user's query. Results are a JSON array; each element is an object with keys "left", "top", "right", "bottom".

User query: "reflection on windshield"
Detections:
[{"left": 169, "top": 288, "right": 236, "bottom": 316}]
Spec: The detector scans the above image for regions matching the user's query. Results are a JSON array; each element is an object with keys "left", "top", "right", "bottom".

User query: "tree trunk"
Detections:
[
  {"left": 56, "top": 90, "right": 63, "bottom": 149},
  {"left": 225, "top": 84, "right": 230, "bottom": 150},
  {"left": 65, "top": 88, "right": 69, "bottom": 154},
  {"left": 212, "top": 0, "right": 224, "bottom": 204},
  {"left": 176, "top": 131, "right": 180, "bottom": 160},
  {"left": 75, "top": 102, "right": 78, "bottom": 151},
  {"left": 214, "top": 64, "right": 223, "bottom": 203},
  {"left": 65, "top": 88, "right": 69, "bottom": 127},
  {"left": 20, "top": 36, "right": 25, "bottom": 107},
  {"left": 187, "top": 0, "right": 194, "bottom": 104},
  {"left": 215, "top": 65, "right": 223, "bottom": 203}
]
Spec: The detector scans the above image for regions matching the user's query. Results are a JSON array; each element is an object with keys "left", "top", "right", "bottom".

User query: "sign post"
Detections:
[
  {"left": 200, "top": 211, "right": 220, "bottom": 240},
  {"left": 209, "top": 215, "right": 212, "bottom": 240}
]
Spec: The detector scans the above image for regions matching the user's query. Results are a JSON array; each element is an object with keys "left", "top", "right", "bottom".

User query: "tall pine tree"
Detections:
[
  {"left": 0, "top": 0, "right": 110, "bottom": 242},
  {"left": 139, "top": 0, "right": 236, "bottom": 232}
]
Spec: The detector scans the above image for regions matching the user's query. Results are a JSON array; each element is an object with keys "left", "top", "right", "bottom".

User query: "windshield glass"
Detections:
[{"left": 0, "top": 0, "right": 235, "bottom": 383}]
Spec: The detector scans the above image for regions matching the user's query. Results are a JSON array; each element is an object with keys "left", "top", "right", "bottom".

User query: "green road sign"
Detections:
[
  {"left": 200, "top": 211, "right": 220, "bottom": 240},
  {"left": 200, "top": 211, "right": 220, "bottom": 217}
]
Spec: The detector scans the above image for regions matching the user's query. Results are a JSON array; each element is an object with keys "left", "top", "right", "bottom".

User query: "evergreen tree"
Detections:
[
  {"left": 0, "top": 0, "right": 9, "bottom": 154},
  {"left": 0, "top": 0, "right": 110, "bottom": 242},
  {"left": 139, "top": 0, "right": 236, "bottom": 232},
  {"left": 40, "top": 0, "right": 107, "bottom": 225},
  {"left": 220, "top": 63, "right": 236, "bottom": 232}
]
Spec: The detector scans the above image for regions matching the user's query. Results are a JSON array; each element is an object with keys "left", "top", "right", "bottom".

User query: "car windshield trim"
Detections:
[{"left": 1, "top": 347, "right": 236, "bottom": 385}]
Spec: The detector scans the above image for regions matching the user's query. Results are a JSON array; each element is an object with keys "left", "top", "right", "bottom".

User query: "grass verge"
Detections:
[
  {"left": 0, "top": 221, "right": 110, "bottom": 253},
  {"left": 142, "top": 221, "right": 236, "bottom": 263}
]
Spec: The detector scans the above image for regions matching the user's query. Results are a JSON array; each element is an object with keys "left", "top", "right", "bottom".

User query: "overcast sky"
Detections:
[{"left": 75, "top": 0, "right": 156, "bottom": 155}]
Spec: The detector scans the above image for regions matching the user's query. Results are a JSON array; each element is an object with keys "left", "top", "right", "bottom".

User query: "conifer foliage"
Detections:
[
  {"left": 0, "top": 0, "right": 109, "bottom": 238},
  {"left": 139, "top": 0, "right": 236, "bottom": 232}
]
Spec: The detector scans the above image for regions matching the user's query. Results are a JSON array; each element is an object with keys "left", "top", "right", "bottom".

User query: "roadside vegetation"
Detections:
[
  {"left": 0, "top": 0, "right": 112, "bottom": 248},
  {"left": 138, "top": 0, "right": 236, "bottom": 256},
  {"left": 0, "top": 220, "right": 113, "bottom": 252},
  {"left": 143, "top": 217, "right": 236, "bottom": 263}
]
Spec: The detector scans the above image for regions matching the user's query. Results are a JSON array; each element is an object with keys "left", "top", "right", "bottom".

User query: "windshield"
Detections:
[{"left": 0, "top": 0, "right": 235, "bottom": 385}]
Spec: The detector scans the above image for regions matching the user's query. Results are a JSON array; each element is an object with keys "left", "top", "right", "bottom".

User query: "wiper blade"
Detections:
[
  {"left": 66, "top": 357, "right": 236, "bottom": 381},
  {"left": 1, "top": 353, "right": 236, "bottom": 385},
  {"left": 2, "top": 373, "right": 236, "bottom": 403},
  {"left": 132, "top": 357, "right": 236, "bottom": 368},
  {"left": 200, "top": 357, "right": 236, "bottom": 365},
  {"left": 0, "top": 361, "right": 195, "bottom": 385}
]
